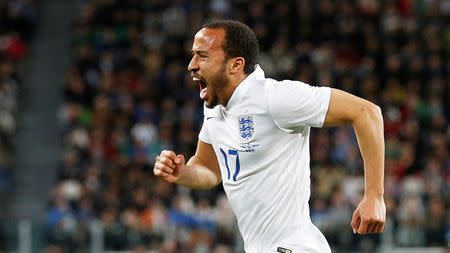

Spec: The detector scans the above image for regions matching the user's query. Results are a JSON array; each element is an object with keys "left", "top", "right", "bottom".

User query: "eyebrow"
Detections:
[{"left": 191, "top": 50, "right": 208, "bottom": 55}]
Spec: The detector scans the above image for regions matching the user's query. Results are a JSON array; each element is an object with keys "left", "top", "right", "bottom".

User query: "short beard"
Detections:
[{"left": 206, "top": 62, "right": 230, "bottom": 108}]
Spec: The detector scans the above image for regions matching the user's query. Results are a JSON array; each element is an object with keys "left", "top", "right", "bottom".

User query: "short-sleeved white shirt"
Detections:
[{"left": 199, "top": 65, "right": 332, "bottom": 253}]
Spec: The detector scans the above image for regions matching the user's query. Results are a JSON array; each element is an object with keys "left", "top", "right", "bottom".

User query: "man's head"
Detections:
[
  {"left": 203, "top": 20, "right": 259, "bottom": 74},
  {"left": 188, "top": 20, "right": 259, "bottom": 108}
]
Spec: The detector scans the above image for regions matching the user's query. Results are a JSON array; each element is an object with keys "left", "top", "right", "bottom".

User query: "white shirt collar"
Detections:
[{"left": 224, "top": 65, "right": 265, "bottom": 110}]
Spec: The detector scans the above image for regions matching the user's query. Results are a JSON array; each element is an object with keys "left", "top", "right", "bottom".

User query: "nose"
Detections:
[{"left": 188, "top": 55, "right": 199, "bottom": 72}]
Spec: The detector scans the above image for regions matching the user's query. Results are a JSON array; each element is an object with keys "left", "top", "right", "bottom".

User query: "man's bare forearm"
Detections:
[
  {"left": 175, "top": 156, "right": 221, "bottom": 190},
  {"left": 352, "top": 103, "right": 385, "bottom": 197}
]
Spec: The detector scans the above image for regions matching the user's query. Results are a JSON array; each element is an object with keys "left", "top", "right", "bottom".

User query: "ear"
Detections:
[{"left": 228, "top": 57, "right": 245, "bottom": 74}]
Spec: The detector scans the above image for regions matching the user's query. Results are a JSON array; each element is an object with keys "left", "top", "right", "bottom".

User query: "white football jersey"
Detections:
[{"left": 199, "top": 66, "right": 332, "bottom": 253}]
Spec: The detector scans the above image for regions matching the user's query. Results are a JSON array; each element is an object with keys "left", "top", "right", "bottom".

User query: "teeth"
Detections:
[{"left": 193, "top": 77, "right": 200, "bottom": 81}]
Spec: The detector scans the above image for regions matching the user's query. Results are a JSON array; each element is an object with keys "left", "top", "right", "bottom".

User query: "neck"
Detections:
[{"left": 218, "top": 73, "right": 248, "bottom": 107}]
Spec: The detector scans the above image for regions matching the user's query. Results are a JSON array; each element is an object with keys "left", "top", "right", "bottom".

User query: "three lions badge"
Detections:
[{"left": 238, "top": 115, "right": 255, "bottom": 143}]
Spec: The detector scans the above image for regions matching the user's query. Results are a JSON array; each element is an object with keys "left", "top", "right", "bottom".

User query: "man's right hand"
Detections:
[{"left": 153, "top": 150, "right": 186, "bottom": 184}]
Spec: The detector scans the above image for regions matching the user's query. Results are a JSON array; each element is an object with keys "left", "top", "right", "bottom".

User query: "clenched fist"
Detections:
[
  {"left": 153, "top": 150, "right": 186, "bottom": 184},
  {"left": 351, "top": 194, "right": 386, "bottom": 234}
]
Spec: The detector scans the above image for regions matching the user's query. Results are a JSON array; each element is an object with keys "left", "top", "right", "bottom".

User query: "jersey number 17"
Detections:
[{"left": 219, "top": 148, "right": 240, "bottom": 181}]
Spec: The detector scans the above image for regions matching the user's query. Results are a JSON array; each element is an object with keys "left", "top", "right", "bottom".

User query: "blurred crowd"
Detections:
[
  {"left": 45, "top": 0, "right": 448, "bottom": 252},
  {"left": 0, "top": 0, "right": 38, "bottom": 249},
  {"left": 0, "top": 0, "right": 38, "bottom": 206}
]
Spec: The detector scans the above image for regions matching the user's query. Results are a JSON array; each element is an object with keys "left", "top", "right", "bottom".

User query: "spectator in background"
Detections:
[
  {"left": 0, "top": 0, "right": 38, "bottom": 224},
  {"left": 0, "top": 2, "right": 38, "bottom": 252}
]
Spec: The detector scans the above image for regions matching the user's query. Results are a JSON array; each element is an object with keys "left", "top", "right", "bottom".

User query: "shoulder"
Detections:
[
  {"left": 265, "top": 79, "right": 330, "bottom": 103},
  {"left": 265, "top": 78, "right": 310, "bottom": 92},
  {"left": 264, "top": 79, "right": 311, "bottom": 108}
]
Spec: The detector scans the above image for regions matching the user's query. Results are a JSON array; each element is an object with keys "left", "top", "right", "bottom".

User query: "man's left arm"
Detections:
[{"left": 323, "top": 88, "right": 386, "bottom": 234}]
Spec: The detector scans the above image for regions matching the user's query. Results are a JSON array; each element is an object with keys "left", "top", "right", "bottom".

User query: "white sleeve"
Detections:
[
  {"left": 198, "top": 118, "right": 211, "bottom": 144},
  {"left": 267, "top": 80, "right": 331, "bottom": 132}
]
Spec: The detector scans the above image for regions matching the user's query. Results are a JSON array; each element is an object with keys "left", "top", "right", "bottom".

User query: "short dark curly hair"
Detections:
[{"left": 203, "top": 20, "right": 259, "bottom": 74}]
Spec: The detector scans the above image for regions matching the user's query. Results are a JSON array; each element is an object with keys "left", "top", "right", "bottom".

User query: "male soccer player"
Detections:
[{"left": 153, "top": 20, "right": 385, "bottom": 253}]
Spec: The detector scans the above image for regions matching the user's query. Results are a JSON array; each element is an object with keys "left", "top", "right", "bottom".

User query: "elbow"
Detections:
[
  {"left": 203, "top": 180, "right": 221, "bottom": 190},
  {"left": 202, "top": 175, "right": 222, "bottom": 190},
  {"left": 361, "top": 102, "right": 383, "bottom": 126},
  {"left": 370, "top": 104, "right": 383, "bottom": 124},
  {"left": 211, "top": 177, "right": 222, "bottom": 189}
]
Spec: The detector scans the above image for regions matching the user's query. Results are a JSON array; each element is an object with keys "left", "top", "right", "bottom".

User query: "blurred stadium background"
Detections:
[{"left": 0, "top": 0, "right": 448, "bottom": 252}]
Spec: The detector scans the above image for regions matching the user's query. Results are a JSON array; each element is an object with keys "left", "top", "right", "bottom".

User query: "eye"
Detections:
[{"left": 191, "top": 50, "right": 208, "bottom": 60}]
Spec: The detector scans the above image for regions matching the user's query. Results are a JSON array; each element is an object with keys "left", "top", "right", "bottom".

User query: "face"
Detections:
[{"left": 188, "top": 28, "right": 231, "bottom": 108}]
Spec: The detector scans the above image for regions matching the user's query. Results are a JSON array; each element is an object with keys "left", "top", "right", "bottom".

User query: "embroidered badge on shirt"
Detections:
[{"left": 237, "top": 115, "right": 255, "bottom": 143}]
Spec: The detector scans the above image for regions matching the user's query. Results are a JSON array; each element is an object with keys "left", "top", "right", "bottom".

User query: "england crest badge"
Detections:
[{"left": 237, "top": 115, "right": 255, "bottom": 143}]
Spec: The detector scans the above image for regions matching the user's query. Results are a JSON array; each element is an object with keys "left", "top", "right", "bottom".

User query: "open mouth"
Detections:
[{"left": 193, "top": 77, "right": 208, "bottom": 100}]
